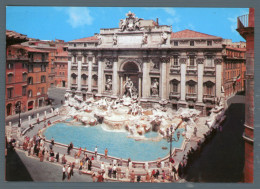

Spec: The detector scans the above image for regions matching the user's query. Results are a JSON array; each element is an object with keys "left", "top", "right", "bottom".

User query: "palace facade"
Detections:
[{"left": 67, "top": 12, "right": 224, "bottom": 114}]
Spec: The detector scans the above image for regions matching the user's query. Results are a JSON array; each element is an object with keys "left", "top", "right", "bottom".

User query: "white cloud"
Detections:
[
  {"left": 228, "top": 17, "right": 237, "bottom": 33},
  {"left": 54, "top": 7, "right": 93, "bottom": 28},
  {"left": 163, "top": 8, "right": 176, "bottom": 16},
  {"left": 66, "top": 7, "right": 93, "bottom": 28},
  {"left": 187, "top": 23, "right": 196, "bottom": 30}
]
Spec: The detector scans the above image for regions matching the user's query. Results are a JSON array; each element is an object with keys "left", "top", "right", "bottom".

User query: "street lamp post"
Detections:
[
  {"left": 16, "top": 102, "right": 22, "bottom": 127},
  {"left": 166, "top": 124, "right": 181, "bottom": 162}
]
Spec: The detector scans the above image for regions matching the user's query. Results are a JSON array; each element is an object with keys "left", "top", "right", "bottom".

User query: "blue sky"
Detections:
[{"left": 6, "top": 7, "right": 248, "bottom": 42}]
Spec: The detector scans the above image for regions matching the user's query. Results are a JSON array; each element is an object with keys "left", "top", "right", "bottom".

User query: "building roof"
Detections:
[
  {"left": 6, "top": 30, "right": 28, "bottom": 40},
  {"left": 11, "top": 44, "right": 49, "bottom": 53},
  {"left": 70, "top": 36, "right": 98, "bottom": 42},
  {"left": 226, "top": 46, "right": 246, "bottom": 52},
  {"left": 171, "top": 29, "right": 221, "bottom": 39}
]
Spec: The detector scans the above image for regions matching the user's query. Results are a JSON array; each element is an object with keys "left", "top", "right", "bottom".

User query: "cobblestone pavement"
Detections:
[{"left": 15, "top": 149, "right": 92, "bottom": 182}]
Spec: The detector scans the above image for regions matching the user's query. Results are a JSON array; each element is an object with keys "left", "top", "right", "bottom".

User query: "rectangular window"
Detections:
[
  {"left": 173, "top": 83, "right": 178, "bottom": 93},
  {"left": 7, "top": 88, "right": 13, "bottom": 98},
  {"left": 206, "top": 86, "right": 213, "bottom": 95},
  {"left": 23, "top": 74, "right": 27, "bottom": 81},
  {"left": 174, "top": 41, "right": 178, "bottom": 46},
  {"left": 188, "top": 85, "right": 195, "bottom": 94},
  {"left": 8, "top": 63, "right": 13, "bottom": 69},
  {"left": 206, "top": 57, "right": 214, "bottom": 67},
  {"left": 207, "top": 41, "right": 212, "bottom": 46},
  {"left": 84, "top": 43, "right": 87, "bottom": 47},
  {"left": 190, "top": 41, "right": 194, "bottom": 46},
  {"left": 173, "top": 56, "right": 178, "bottom": 66},
  {"left": 74, "top": 44, "right": 76, "bottom": 47},
  {"left": 41, "top": 87, "right": 45, "bottom": 94},
  {"left": 8, "top": 75, "right": 13, "bottom": 83},
  {"left": 190, "top": 57, "right": 195, "bottom": 66},
  {"left": 28, "top": 65, "right": 33, "bottom": 72},
  {"left": 22, "top": 86, "right": 26, "bottom": 96}
]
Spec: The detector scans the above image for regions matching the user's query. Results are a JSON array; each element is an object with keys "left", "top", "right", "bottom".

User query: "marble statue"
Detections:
[
  {"left": 113, "top": 34, "right": 117, "bottom": 45},
  {"left": 151, "top": 79, "right": 159, "bottom": 96},
  {"left": 161, "top": 32, "right": 168, "bottom": 44},
  {"left": 98, "top": 34, "right": 102, "bottom": 45},
  {"left": 124, "top": 78, "right": 134, "bottom": 98},
  {"left": 142, "top": 33, "right": 148, "bottom": 45},
  {"left": 105, "top": 77, "right": 112, "bottom": 91}
]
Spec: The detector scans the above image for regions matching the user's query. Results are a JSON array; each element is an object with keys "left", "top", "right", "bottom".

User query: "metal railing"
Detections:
[{"left": 237, "top": 14, "right": 249, "bottom": 29}]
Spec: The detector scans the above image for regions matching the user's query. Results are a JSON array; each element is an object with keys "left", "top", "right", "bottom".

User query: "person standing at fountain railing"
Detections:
[
  {"left": 105, "top": 148, "right": 108, "bottom": 159},
  {"left": 95, "top": 146, "right": 98, "bottom": 157},
  {"left": 112, "top": 164, "right": 117, "bottom": 178}
]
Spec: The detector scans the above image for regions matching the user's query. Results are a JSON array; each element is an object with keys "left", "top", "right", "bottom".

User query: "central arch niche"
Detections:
[{"left": 121, "top": 61, "right": 140, "bottom": 97}]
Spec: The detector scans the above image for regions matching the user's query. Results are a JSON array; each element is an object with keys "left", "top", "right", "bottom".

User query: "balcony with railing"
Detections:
[
  {"left": 186, "top": 93, "right": 197, "bottom": 102},
  {"left": 203, "top": 94, "right": 215, "bottom": 103},
  {"left": 7, "top": 55, "right": 28, "bottom": 61},
  {"left": 237, "top": 9, "right": 254, "bottom": 39},
  {"left": 237, "top": 14, "right": 249, "bottom": 29},
  {"left": 204, "top": 66, "right": 215, "bottom": 75},
  {"left": 186, "top": 66, "right": 197, "bottom": 74},
  {"left": 170, "top": 65, "right": 180, "bottom": 74},
  {"left": 82, "top": 63, "right": 88, "bottom": 70},
  {"left": 169, "top": 92, "right": 180, "bottom": 100}
]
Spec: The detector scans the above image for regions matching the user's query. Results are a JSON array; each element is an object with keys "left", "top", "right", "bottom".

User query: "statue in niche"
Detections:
[
  {"left": 151, "top": 78, "right": 159, "bottom": 96},
  {"left": 161, "top": 32, "right": 168, "bottom": 44},
  {"left": 113, "top": 34, "right": 117, "bottom": 45},
  {"left": 124, "top": 78, "right": 134, "bottom": 98},
  {"left": 105, "top": 59, "right": 113, "bottom": 69},
  {"left": 142, "top": 33, "right": 148, "bottom": 45},
  {"left": 105, "top": 76, "right": 112, "bottom": 91}
]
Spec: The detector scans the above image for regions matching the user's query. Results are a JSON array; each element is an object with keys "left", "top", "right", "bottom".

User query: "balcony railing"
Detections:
[
  {"left": 237, "top": 14, "right": 249, "bottom": 29},
  {"left": 169, "top": 92, "right": 180, "bottom": 100},
  {"left": 7, "top": 55, "right": 28, "bottom": 60},
  {"left": 203, "top": 94, "right": 215, "bottom": 103},
  {"left": 186, "top": 66, "right": 197, "bottom": 74},
  {"left": 186, "top": 93, "right": 197, "bottom": 102},
  {"left": 170, "top": 65, "right": 180, "bottom": 73},
  {"left": 204, "top": 66, "right": 215, "bottom": 75}
]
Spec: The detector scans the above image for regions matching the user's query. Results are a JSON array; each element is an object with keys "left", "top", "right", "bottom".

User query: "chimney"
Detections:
[{"left": 156, "top": 18, "right": 159, "bottom": 26}]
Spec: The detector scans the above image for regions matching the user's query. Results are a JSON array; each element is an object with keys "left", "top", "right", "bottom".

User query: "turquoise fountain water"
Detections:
[{"left": 44, "top": 122, "right": 184, "bottom": 161}]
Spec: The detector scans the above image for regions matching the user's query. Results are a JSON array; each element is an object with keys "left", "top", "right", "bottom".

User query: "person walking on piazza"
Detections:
[
  {"left": 67, "top": 165, "right": 71, "bottom": 180},
  {"left": 56, "top": 152, "right": 60, "bottom": 162},
  {"left": 62, "top": 165, "right": 66, "bottom": 181}
]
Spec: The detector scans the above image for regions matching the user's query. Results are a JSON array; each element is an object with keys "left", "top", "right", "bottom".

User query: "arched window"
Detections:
[
  {"left": 28, "top": 77, "right": 33, "bottom": 85},
  {"left": 28, "top": 90, "right": 33, "bottom": 98},
  {"left": 92, "top": 75, "right": 98, "bottom": 86},
  {"left": 41, "top": 75, "right": 46, "bottom": 83},
  {"left": 81, "top": 74, "right": 88, "bottom": 85},
  {"left": 7, "top": 73, "right": 13, "bottom": 83}
]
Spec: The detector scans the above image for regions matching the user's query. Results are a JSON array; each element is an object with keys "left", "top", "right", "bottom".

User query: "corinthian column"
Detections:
[
  {"left": 97, "top": 57, "right": 103, "bottom": 95},
  {"left": 142, "top": 57, "right": 150, "bottom": 98},
  {"left": 87, "top": 56, "right": 93, "bottom": 93},
  {"left": 160, "top": 57, "right": 170, "bottom": 100},
  {"left": 112, "top": 57, "right": 118, "bottom": 96},
  {"left": 197, "top": 58, "right": 204, "bottom": 103},
  {"left": 67, "top": 57, "right": 72, "bottom": 91},
  {"left": 215, "top": 58, "right": 222, "bottom": 98},
  {"left": 77, "top": 56, "right": 82, "bottom": 92},
  {"left": 180, "top": 58, "right": 187, "bottom": 101}
]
